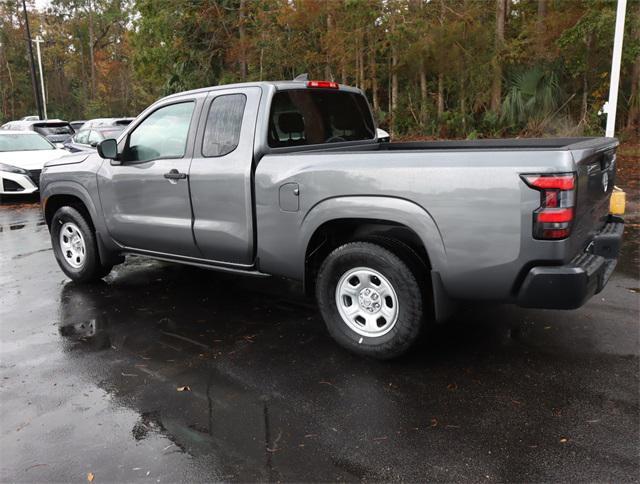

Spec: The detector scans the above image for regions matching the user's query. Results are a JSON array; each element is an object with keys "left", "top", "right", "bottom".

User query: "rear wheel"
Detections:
[
  {"left": 51, "top": 206, "right": 112, "bottom": 282},
  {"left": 316, "top": 242, "right": 426, "bottom": 359}
]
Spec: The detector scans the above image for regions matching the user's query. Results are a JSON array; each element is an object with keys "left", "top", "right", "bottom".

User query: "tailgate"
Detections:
[{"left": 570, "top": 142, "right": 617, "bottom": 255}]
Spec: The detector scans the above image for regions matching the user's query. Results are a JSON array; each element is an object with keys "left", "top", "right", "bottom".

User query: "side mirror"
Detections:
[
  {"left": 376, "top": 128, "right": 390, "bottom": 143},
  {"left": 97, "top": 138, "right": 118, "bottom": 159}
]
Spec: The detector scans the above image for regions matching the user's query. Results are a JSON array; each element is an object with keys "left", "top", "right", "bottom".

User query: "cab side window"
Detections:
[
  {"left": 126, "top": 102, "right": 195, "bottom": 163},
  {"left": 202, "top": 94, "right": 246, "bottom": 157}
]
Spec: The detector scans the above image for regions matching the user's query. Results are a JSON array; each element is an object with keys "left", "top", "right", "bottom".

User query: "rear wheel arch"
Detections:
[{"left": 304, "top": 218, "right": 432, "bottom": 296}]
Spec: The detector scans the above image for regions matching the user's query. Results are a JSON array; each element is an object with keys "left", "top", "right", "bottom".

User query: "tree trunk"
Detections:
[
  {"left": 437, "top": 0, "right": 445, "bottom": 119},
  {"left": 420, "top": 59, "right": 427, "bottom": 127},
  {"left": 437, "top": 73, "right": 444, "bottom": 117},
  {"left": 461, "top": 79, "right": 467, "bottom": 133},
  {"left": 628, "top": 55, "right": 640, "bottom": 129},
  {"left": 88, "top": 0, "right": 96, "bottom": 99},
  {"left": 627, "top": 5, "right": 640, "bottom": 130},
  {"left": 5, "top": 58, "right": 15, "bottom": 119},
  {"left": 259, "top": 47, "right": 264, "bottom": 81},
  {"left": 325, "top": 11, "right": 332, "bottom": 80},
  {"left": 491, "top": 0, "right": 506, "bottom": 112},
  {"left": 239, "top": 0, "right": 247, "bottom": 79},
  {"left": 369, "top": 33, "right": 378, "bottom": 113},
  {"left": 536, "top": 0, "right": 546, "bottom": 54},
  {"left": 354, "top": 36, "right": 359, "bottom": 88},
  {"left": 581, "top": 32, "right": 594, "bottom": 122},
  {"left": 387, "top": 56, "right": 392, "bottom": 117},
  {"left": 391, "top": 46, "right": 398, "bottom": 135},
  {"left": 359, "top": 43, "right": 365, "bottom": 91}
]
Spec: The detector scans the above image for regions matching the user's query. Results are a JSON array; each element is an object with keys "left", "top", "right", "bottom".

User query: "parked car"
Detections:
[
  {"left": 63, "top": 126, "right": 128, "bottom": 152},
  {"left": 21, "top": 115, "right": 40, "bottom": 121},
  {"left": 70, "top": 120, "right": 87, "bottom": 131},
  {"left": 1, "top": 120, "right": 75, "bottom": 146},
  {"left": 0, "top": 131, "right": 67, "bottom": 195},
  {"left": 40, "top": 80, "right": 625, "bottom": 359},
  {"left": 81, "top": 118, "right": 134, "bottom": 130}
]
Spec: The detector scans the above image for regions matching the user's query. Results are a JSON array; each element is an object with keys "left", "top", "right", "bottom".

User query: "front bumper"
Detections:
[
  {"left": 517, "top": 216, "right": 624, "bottom": 309},
  {"left": 0, "top": 171, "right": 39, "bottom": 195}
]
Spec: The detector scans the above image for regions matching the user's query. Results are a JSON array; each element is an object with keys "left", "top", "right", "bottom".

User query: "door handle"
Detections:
[{"left": 164, "top": 169, "right": 187, "bottom": 181}]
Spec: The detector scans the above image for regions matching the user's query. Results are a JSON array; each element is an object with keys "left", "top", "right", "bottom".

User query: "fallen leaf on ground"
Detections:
[
  {"left": 176, "top": 386, "right": 191, "bottom": 392},
  {"left": 87, "top": 472, "right": 94, "bottom": 482},
  {"left": 559, "top": 438, "right": 568, "bottom": 443},
  {"left": 447, "top": 383, "right": 458, "bottom": 391}
]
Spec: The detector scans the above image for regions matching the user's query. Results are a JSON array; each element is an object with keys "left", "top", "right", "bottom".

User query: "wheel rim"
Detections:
[
  {"left": 335, "top": 267, "right": 399, "bottom": 338},
  {"left": 59, "top": 222, "right": 86, "bottom": 269}
]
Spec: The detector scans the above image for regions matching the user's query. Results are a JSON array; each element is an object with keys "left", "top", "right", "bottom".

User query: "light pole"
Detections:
[
  {"left": 21, "top": 0, "right": 43, "bottom": 120},
  {"left": 605, "top": 0, "right": 627, "bottom": 137},
  {"left": 32, "top": 36, "right": 47, "bottom": 119}
]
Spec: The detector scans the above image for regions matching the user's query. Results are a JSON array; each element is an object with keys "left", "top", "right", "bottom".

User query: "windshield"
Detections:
[
  {"left": 0, "top": 133, "right": 55, "bottom": 152},
  {"left": 33, "top": 123, "right": 74, "bottom": 136},
  {"left": 268, "top": 89, "right": 375, "bottom": 148}
]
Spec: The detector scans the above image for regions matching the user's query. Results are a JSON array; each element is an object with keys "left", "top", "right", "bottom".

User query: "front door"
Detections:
[{"left": 97, "top": 99, "right": 200, "bottom": 257}]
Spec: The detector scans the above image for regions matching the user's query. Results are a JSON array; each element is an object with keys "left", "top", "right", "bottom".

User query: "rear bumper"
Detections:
[{"left": 517, "top": 216, "right": 624, "bottom": 309}]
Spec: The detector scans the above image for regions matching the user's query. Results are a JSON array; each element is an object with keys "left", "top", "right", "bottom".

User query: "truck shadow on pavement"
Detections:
[{"left": 52, "top": 255, "right": 639, "bottom": 481}]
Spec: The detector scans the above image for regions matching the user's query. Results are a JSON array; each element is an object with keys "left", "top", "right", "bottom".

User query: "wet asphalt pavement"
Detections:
[{"left": 0, "top": 196, "right": 638, "bottom": 483}]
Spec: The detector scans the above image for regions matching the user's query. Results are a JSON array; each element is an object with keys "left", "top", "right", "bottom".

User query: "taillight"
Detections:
[
  {"left": 306, "top": 80, "right": 339, "bottom": 89},
  {"left": 522, "top": 173, "right": 576, "bottom": 240}
]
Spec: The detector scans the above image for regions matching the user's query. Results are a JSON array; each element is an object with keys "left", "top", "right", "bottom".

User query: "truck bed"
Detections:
[
  {"left": 303, "top": 137, "right": 617, "bottom": 153},
  {"left": 378, "top": 137, "right": 616, "bottom": 151}
]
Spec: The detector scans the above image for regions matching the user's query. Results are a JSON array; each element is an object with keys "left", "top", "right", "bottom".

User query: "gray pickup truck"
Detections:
[{"left": 41, "top": 80, "right": 624, "bottom": 358}]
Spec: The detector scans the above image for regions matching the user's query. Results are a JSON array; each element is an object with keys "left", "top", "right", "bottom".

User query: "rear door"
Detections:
[
  {"left": 97, "top": 97, "right": 202, "bottom": 257},
  {"left": 188, "top": 87, "right": 261, "bottom": 264}
]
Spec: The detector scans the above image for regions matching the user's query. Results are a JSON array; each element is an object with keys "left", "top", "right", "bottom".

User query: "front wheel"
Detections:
[
  {"left": 315, "top": 242, "right": 426, "bottom": 359},
  {"left": 50, "top": 206, "right": 112, "bottom": 282}
]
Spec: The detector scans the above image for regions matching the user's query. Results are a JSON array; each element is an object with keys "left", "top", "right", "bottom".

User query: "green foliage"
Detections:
[
  {"left": 0, "top": 0, "right": 638, "bottom": 138},
  {"left": 501, "top": 66, "right": 562, "bottom": 127}
]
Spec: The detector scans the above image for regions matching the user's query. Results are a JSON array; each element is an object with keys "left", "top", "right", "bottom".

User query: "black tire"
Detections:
[
  {"left": 316, "top": 242, "right": 426, "bottom": 359},
  {"left": 50, "top": 206, "right": 112, "bottom": 282}
]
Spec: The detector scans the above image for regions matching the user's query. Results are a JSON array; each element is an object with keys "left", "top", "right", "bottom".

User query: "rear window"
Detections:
[
  {"left": 34, "top": 123, "right": 74, "bottom": 136},
  {"left": 268, "top": 90, "right": 375, "bottom": 148},
  {"left": 202, "top": 94, "right": 246, "bottom": 157}
]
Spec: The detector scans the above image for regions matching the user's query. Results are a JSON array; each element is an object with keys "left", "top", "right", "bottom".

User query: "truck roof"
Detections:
[{"left": 162, "top": 80, "right": 363, "bottom": 102}]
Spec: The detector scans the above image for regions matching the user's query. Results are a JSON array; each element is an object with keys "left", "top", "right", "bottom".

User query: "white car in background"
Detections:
[{"left": 0, "top": 131, "right": 67, "bottom": 195}]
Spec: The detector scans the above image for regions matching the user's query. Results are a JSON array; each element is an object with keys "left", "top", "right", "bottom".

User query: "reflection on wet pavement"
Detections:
[{"left": 1, "top": 197, "right": 638, "bottom": 482}]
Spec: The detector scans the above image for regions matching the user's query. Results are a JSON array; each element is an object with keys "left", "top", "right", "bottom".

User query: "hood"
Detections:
[
  {"left": 0, "top": 149, "right": 68, "bottom": 171},
  {"left": 44, "top": 151, "right": 92, "bottom": 167}
]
